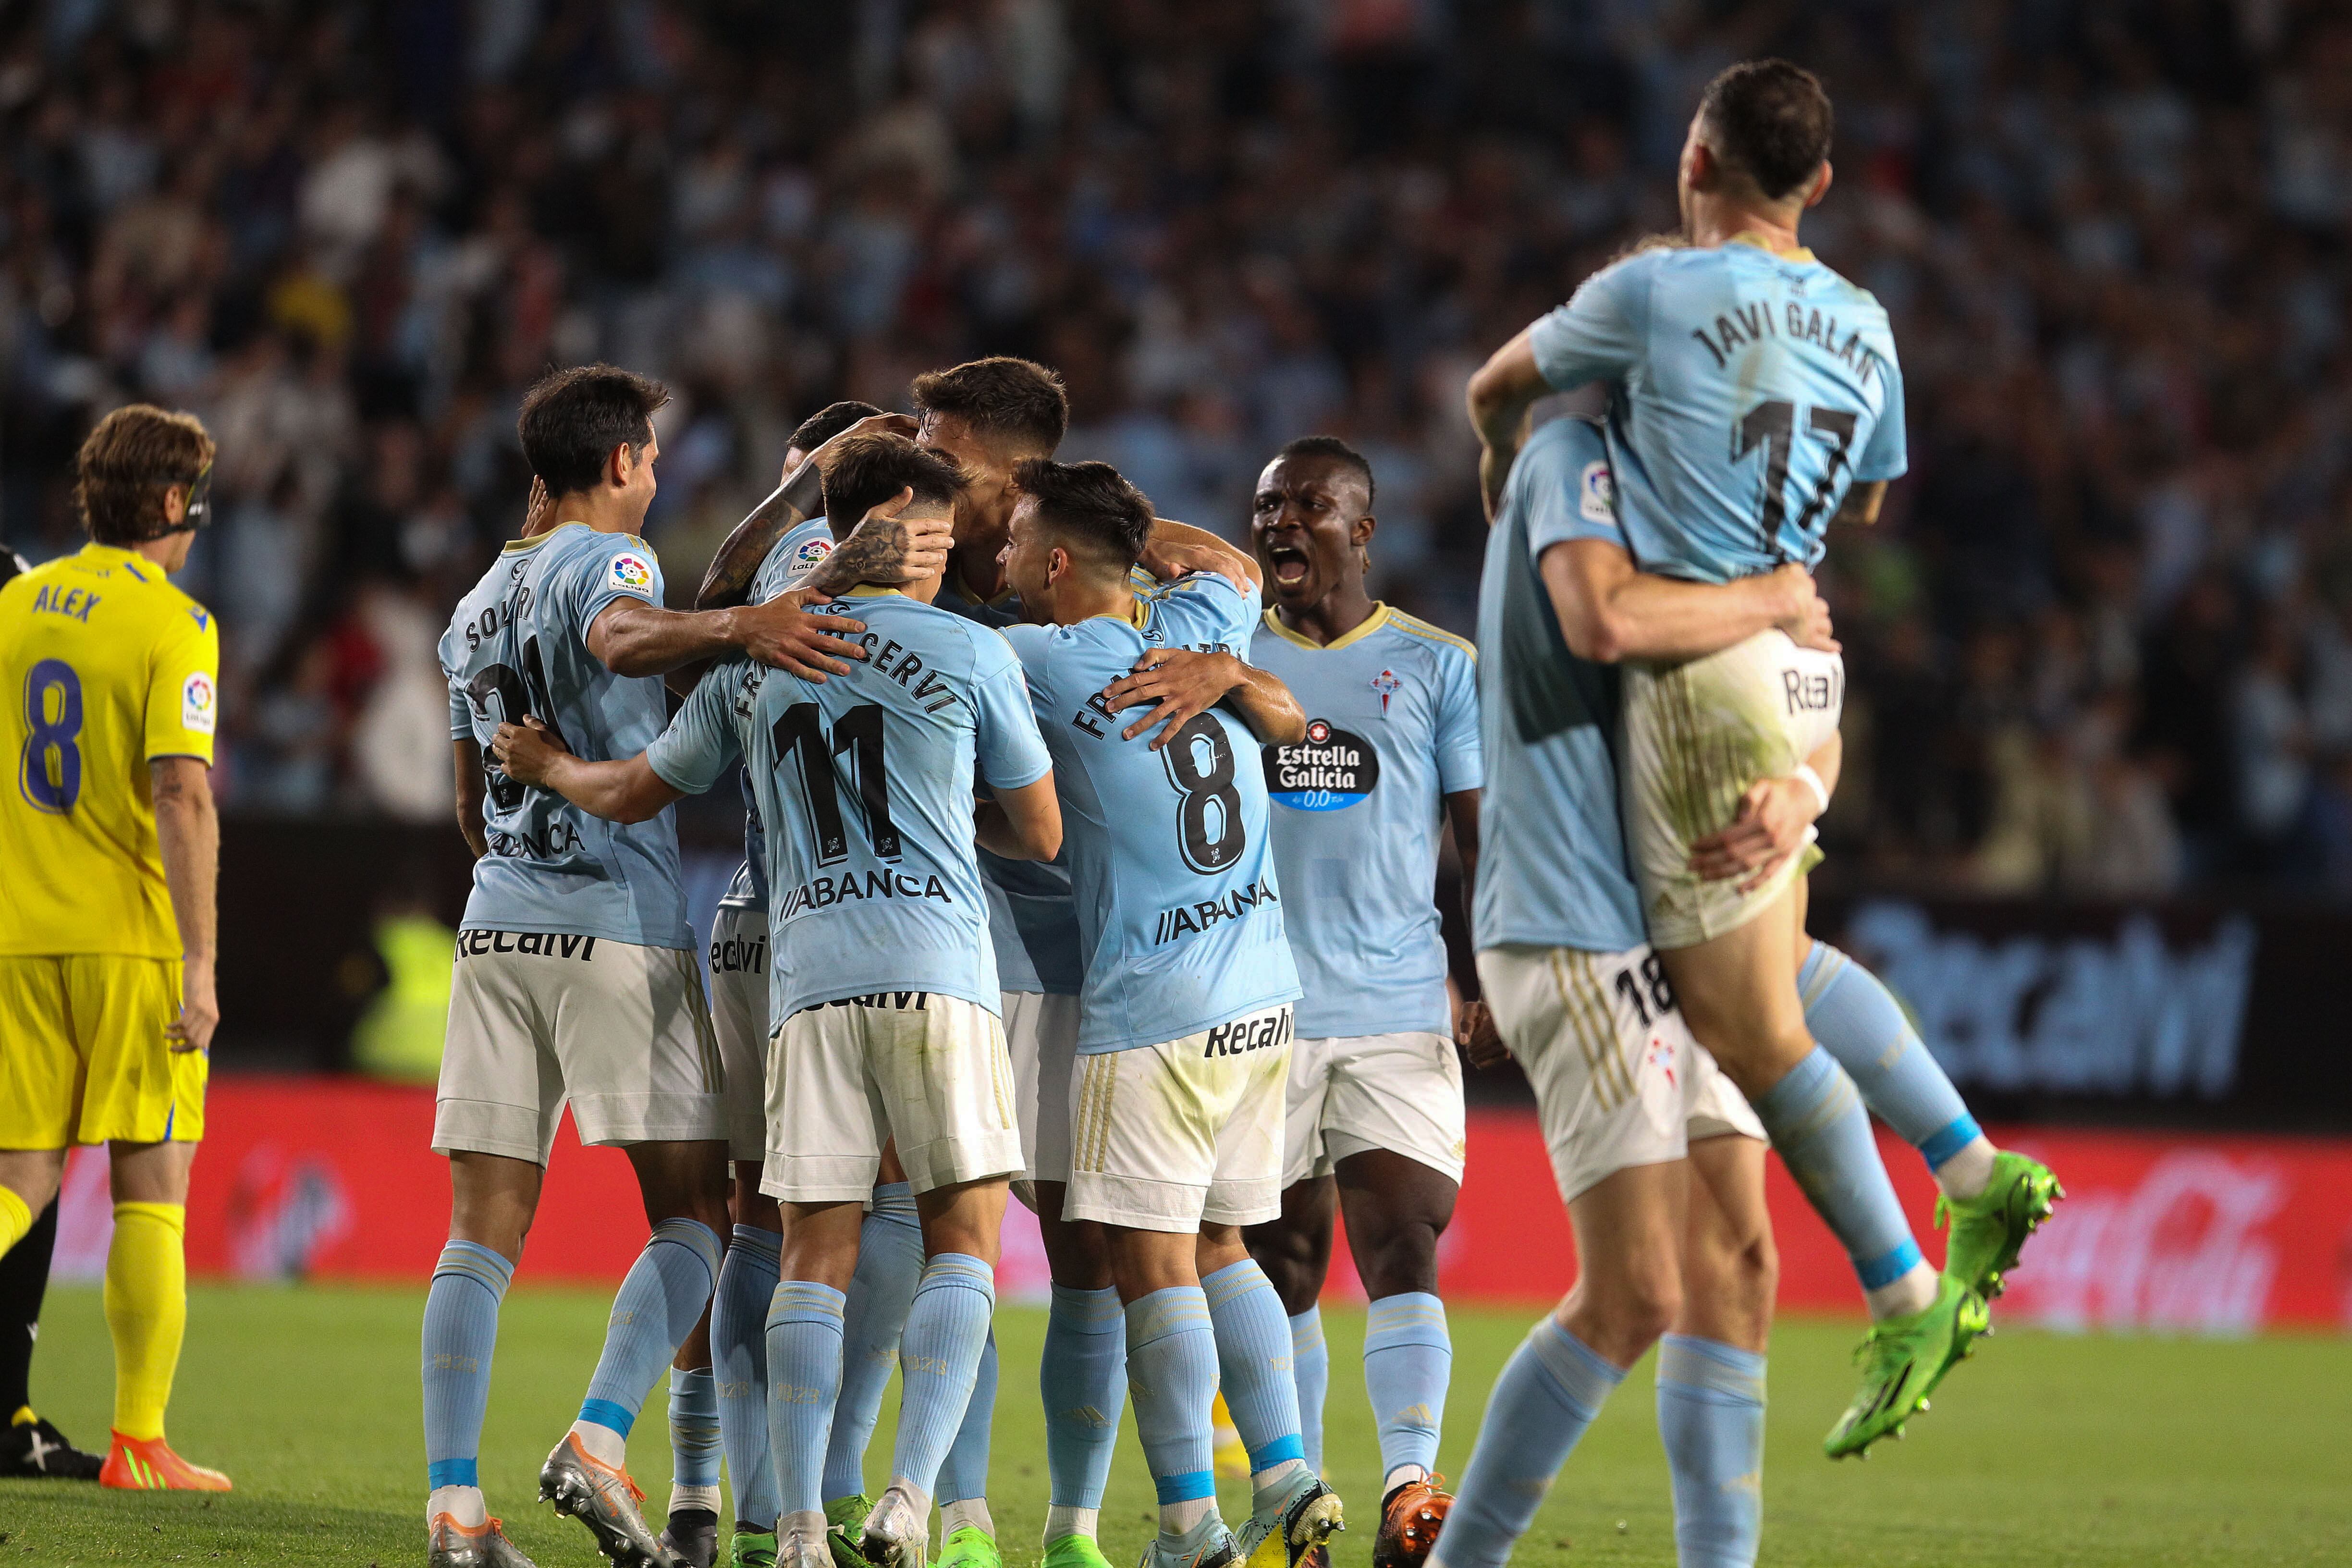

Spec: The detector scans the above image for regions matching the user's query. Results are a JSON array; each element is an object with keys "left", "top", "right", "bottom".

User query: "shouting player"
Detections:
[
  {"left": 0, "top": 406, "right": 228, "bottom": 1491},
  {"left": 997, "top": 459, "right": 1340, "bottom": 1568},
  {"left": 425, "top": 366, "right": 880, "bottom": 1568},
  {"left": 1240, "top": 437, "right": 1481, "bottom": 1568},
  {"left": 1467, "top": 60, "right": 2056, "bottom": 1455},
  {"left": 496, "top": 433, "right": 1061, "bottom": 1568}
]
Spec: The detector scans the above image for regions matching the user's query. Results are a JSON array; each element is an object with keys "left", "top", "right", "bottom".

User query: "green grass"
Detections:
[{"left": 3, "top": 1285, "right": 2347, "bottom": 1566}]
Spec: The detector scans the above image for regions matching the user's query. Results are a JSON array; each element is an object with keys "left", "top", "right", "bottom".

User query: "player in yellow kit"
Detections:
[{"left": 0, "top": 404, "right": 231, "bottom": 1491}]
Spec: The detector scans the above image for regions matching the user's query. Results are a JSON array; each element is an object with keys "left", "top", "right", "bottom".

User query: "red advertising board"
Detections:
[{"left": 47, "top": 1079, "right": 2352, "bottom": 1333}]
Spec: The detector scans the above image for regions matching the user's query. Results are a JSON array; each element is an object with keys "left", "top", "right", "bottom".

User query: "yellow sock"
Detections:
[
  {"left": 105, "top": 1201, "right": 188, "bottom": 1443},
  {"left": 0, "top": 1185, "right": 30, "bottom": 1255}
]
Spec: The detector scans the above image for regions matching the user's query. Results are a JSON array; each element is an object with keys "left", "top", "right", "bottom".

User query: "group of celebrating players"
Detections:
[{"left": 0, "top": 55, "right": 2061, "bottom": 1568}]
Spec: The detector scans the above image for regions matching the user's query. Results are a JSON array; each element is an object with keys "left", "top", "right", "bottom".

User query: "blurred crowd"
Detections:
[{"left": 3, "top": 0, "right": 2349, "bottom": 897}]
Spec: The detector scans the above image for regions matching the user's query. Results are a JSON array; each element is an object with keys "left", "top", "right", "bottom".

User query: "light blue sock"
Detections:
[
  {"left": 1288, "top": 1307, "right": 1328, "bottom": 1475},
  {"left": 714, "top": 1225, "right": 781, "bottom": 1529},
  {"left": 1751, "top": 1047, "right": 1923, "bottom": 1296},
  {"left": 669, "top": 1367, "right": 723, "bottom": 1492},
  {"left": 1656, "top": 1335, "right": 1766, "bottom": 1568},
  {"left": 1363, "top": 1292, "right": 1450, "bottom": 1482},
  {"left": 822, "top": 1183, "right": 926, "bottom": 1503},
  {"left": 1042, "top": 1284, "right": 1126, "bottom": 1510},
  {"left": 422, "top": 1240, "right": 513, "bottom": 1492},
  {"left": 1441, "top": 1317, "right": 1625, "bottom": 1568},
  {"left": 1799, "top": 943, "right": 1982, "bottom": 1171},
  {"left": 1201, "top": 1260, "right": 1307, "bottom": 1488},
  {"left": 935, "top": 1326, "right": 997, "bottom": 1505},
  {"left": 766, "top": 1281, "right": 847, "bottom": 1516},
  {"left": 887, "top": 1252, "right": 995, "bottom": 1501},
  {"left": 1125, "top": 1286, "right": 1220, "bottom": 1525},
  {"left": 579, "top": 1218, "right": 723, "bottom": 1442}
]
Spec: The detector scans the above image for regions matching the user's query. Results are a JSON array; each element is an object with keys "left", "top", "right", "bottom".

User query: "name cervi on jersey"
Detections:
[{"left": 1264, "top": 719, "right": 1381, "bottom": 811}]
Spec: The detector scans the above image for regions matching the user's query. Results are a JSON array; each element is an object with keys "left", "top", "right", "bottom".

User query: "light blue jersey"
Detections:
[
  {"left": 648, "top": 589, "right": 1053, "bottom": 1026},
  {"left": 1471, "top": 416, "right": 1647, "bottom": 955},
  {"left": 718, "top": 516, "right": 840, "bottom": 914},
  {"left": 440, "top": 522, "right": 690, "bottom": 950},
  {"left": 1254, "top": 606, "right": 1481, "bottom": 1039},
  {"left": 1530, "top": 239, "right": 1906, "bottom": 583},
  {"left": 1003, "top": 574, "right": 1302, "bottom": 1054}
]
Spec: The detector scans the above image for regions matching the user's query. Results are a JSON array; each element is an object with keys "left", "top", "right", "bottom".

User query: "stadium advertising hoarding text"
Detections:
[{"left": 47, "top": 1078, "right": 2352, "bottom": 1335}]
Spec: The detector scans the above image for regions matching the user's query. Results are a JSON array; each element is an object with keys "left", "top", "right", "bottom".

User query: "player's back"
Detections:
[
  {"left": 1254, "top": 606, "right": 1479, "bottom": 1040},
  {"left": 439, "top": 522, "right": 689, "bottom": 949},
  {"left": 1472, "top": 416, "right": 1648, "bottom": 956},
  {"left": 1006, "top": 574, "right": 1302, "bottom": 1053},
  {"left": 0, "top": 542, "right": 219, "bottom": 957},
  {"left": 1532, "top": 241, "right": 1906, "bottom": 583}
]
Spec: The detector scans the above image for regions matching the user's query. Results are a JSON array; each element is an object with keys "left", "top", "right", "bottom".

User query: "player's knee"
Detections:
[{"left": 1356, "top": 1222, "right": 1442, "bottom": 1300}]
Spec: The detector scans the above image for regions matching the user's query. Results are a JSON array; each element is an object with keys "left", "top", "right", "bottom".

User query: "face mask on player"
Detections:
[{"left": 152, "top": 461, "right": 213, "bottom": 537}]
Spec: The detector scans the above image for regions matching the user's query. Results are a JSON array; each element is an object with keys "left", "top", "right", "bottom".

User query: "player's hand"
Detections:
[
  {"left": 833, "top": 411, "right": 922, "bottom": 453},
  {"left": 490, "top": 714, "right": 569, "bottom": 784},
  {"left": 1688, "top": 775, "right": 1821, "bottom": 892},
  {"left": 1769, "top": 565, "right": 1839, "bottom": 653},
  {"left": 1458, "top": 999, "right": 1510, "bottom": 1069},
  {"left": 821, "top": 488, "right": 954, "bottom": 588},
  {"left": 522, "top": 475, "right": 552, "bottom": 536},
  {"left": 167, "top": 955, "right": 219, "bottom": 1054},
  {"left": 1103, "top": 649, "right": 1244, "bottom": 747},
  {"left": 1139, "top": 527, "right": 1253, "bottom": 596},
  {"left": 732, "top": 589, "right": 870, "bottom": 679}
]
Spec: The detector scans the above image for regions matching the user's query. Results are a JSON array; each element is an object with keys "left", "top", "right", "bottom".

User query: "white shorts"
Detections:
[
  {"left": 762, "top": 991, "right": 1024, "bottom": 1204},
  {"left": 1064, "top": 1004, "right": 1293, "bottom": 1233},
  {"left": 708, "top": 905, "right": 772, "bottom": 1164},
  {"left": 1621, "top": 628, "right": 1841, "bottom": 949},
  {"left": 1281, "top": 1031, "right": 1467, "bottom": 1188},
  {"left": 1475, "top": 943, "right": 1763, "bottom": 1205},
  {"left": 1004, "top": 990, "right": 1082, "bottom": 1197},
  {"left": 434, "top": 931, "right": 726, "bottom": 1165}
]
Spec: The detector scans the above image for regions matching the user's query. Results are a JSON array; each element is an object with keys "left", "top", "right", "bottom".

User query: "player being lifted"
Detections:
[
  {"left": 995, "top": 460, "right": 1341, "bottom": 1568},
  {"left": 0, "top": 406, "right": 228, "bottom": 1492},
  {"left": 495, "top": 433, "right": 1062, "bottom": 1568},
  {"left": 1466, "top": 61, "right": 2059, "bottom": 1456},
  {"left": 425, "top": 366, "right": 884, "bottom": 1568},
  {"left": 1239, "top": 438, "right": 1481, "bottom": 1568}
]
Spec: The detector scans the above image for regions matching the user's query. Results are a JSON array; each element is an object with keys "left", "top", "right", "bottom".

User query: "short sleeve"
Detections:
[
  {"left": 1167, "top": 573, "right": 1257, "bottom": 652},
  {"left": 571, "top": 534, "right": 666, "bottom": 650},
  {"left": 448, "top": 682, "right": 473, "bottom": 741},
  {"left": 1854, "top": 352, "right": 1908, "bottom": 483},
  {"left": 1527, "top": 256, "right": 1650, "bottom": 392},
  {"left": 758, "top": 521, "right": 838, "bottom": 601},
  {"left": 1433, "top": 643, "right": 1483, "bottom": 795},
  {"left": 144, "top": 606, "right": 220, "bottom": 763},
  {"left": 972, "top": 633, "right": 1054, "bottom": 791},
  {"left": 1520, "top": 421, "right": 1626, "bottom": 558},
  {"left": 647, "top": 664, "right": 744, "bottom": 795}
]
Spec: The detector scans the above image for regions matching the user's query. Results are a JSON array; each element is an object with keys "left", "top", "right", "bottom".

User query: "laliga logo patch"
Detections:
[
  {"left": 181, "top": 671, "right": 217, "bottom": 735},
  {"left": 792, "top": 536, "right": 834, "bottom": 569},
  {"left": 1579, "top": 460, "right": 1615, "bottom": 525},
  {"left": 1370, "top": 668, "right": 1403, "bottom": 716},
  {"left": 607, "top": 551, "right": 654, "bottom": 594},
  {"left": 1264, "top": 720, "right": 1381, "bottom": 811}
]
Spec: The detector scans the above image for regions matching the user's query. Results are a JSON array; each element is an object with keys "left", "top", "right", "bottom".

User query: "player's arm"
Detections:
[
  {"left": 588, "top": 592, "right": 874, "bottom": 686},
  {"left": 151, "top": 757, "right": 220, "bottom": 1054},
  {"left": 491, "top": 716, "right": 683, "bottom": 824},
  {"left": 1466, "top": 328, "right": 1549, "bottom": 520},
  {"left": 694, "top": 412, "right": 921, "bottom": 609},
  {"left": 1446, "top": 787, "right": 1481, "bottom": 923},
  {"left": 1687, "top": 731, "right": 1842, "bottom": 892},
  {"left": 1834, "top": 480, "right": 1887, "bottom": 527},
  {"left": 452, "top": 739, "right": 490, "bottom": 858},
  {"left": 1104, "top": 651, "right": 1307, "bottom": 748},
  {"left": 1543, "top": 539, "right": 1836, "bottom": 663},
  {"left": 975, "top": 775, "right": 1063, "bottom": 862},
  {"left": 1139, "top": 518, "right": 1260, "bottom": 593}
]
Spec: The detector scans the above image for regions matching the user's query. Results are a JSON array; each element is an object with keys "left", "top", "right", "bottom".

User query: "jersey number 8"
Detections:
[
  {"left": 19, "top": 659, "right": 83, "bottom": 812},
  {"left": 1165, "top": 713, "right": 1245, "bottom": 873}
]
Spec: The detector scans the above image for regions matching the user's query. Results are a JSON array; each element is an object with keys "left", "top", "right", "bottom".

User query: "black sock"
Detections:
[{"left": 0, "top": 1198, "right": 61, "bottom": 1420}]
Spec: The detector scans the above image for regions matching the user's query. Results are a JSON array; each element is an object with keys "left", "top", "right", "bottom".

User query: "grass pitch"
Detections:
[{"left": 2, "top": 1284, "right": 2346, "bottom": 1566}]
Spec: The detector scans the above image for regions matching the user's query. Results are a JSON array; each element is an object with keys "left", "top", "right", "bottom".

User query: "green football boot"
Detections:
[
  {"left": 936, "top": 1525, "right": 1002, "bottom": 1568},
  {"left": 1937, "top": 1151, "right": 2063, "bottom": 1300},
  {"left": 824, "top": 1495, "right": 873, "bottom": 1568},
  {"left": 1824, "top": 1274, "right": 1989, "bottom": 1458},
  {"left": 731, "top": 1529, "right": 779, "bottom": 1568},
  {"left": 1043, "top": 1534, "right": 1116, "bottom": 1568}
]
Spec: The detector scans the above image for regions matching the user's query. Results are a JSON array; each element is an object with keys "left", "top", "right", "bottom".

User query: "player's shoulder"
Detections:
[
  {"left": 1510, "top": 414, "right": 1610, "bottom": 498},
  {"left": 758, "top": 518, "right": 836, "bottom": 597},
  {"left": 1380, "top": 606, "right": 1477, "bottom": 665}
]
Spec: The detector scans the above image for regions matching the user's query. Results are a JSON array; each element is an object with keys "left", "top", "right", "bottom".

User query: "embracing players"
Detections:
[{"left": 1239, "top": 438, "right": 1481, "bottom": 1568}]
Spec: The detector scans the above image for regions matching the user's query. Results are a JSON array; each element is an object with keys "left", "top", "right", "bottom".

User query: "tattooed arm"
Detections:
[{"left": 693, "top": 412, "right": 920, "bottom": 610}]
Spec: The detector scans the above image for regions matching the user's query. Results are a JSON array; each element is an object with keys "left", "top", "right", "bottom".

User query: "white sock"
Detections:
[
  {"left": 1933, "top": 1138, "right": 1998, "bottom": 1201},
  {"left": 1383, "top": 1463, "right": 1429, "bottom": 1494},
  {"left": 566, "top": 1418, "right": 628, "bottom": 1470},
  {"left": 1160, "top": 1497, "right": 1214, "bottom": 1536},
  {"left": 428, "top": 1484, "right": 486, "bottom": 1528},
  {"left": 1250, "top": 1457, "right": 1308, "bottom": 1516},
  {"left": 1044, "top": 1505, "right": 1100, "bottom": 1544},
  {"left": 1864, "top": 1261, "right": 1941, "bottom": 1321},
  {"left": 781, "top": 1509, "right": 827, "bottom": 1550},
  {"left": 670, "top": 1482, "right": 722, "bottom": 1516},
  {"left": 943, "top": 1498, "right": 994, "bottom": 1538}
]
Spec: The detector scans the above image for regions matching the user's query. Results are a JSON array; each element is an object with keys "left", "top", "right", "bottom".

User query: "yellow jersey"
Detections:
[{"left": 0, "top": 542, "right": 219, "bottom": 957}]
